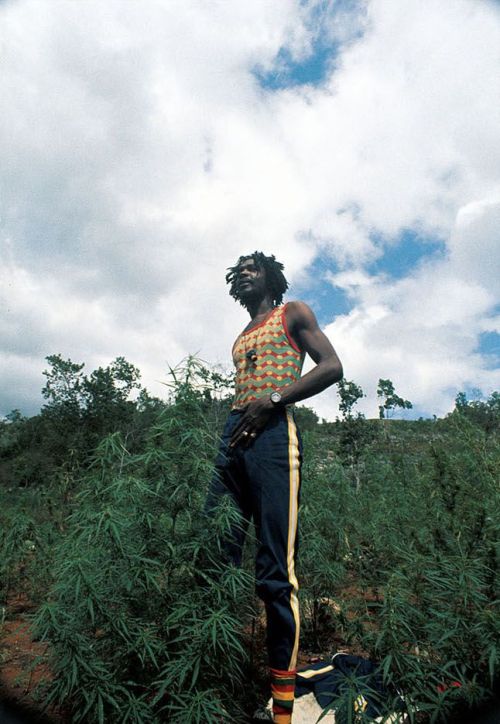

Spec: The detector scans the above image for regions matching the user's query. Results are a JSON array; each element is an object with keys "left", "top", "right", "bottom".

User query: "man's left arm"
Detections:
[
  {"left": 278, "top": 301, "right": 343, "bottom": 406},
  {"left": 230, "top": 302, "right": 342, "bottom": 447}
]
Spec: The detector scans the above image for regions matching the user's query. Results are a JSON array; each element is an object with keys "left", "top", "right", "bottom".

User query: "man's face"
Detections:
[{"left": 236, "top": 257, "right": 267, "bottom": 301}]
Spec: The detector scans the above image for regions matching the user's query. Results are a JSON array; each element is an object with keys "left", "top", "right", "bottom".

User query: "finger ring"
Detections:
[
  {"left": 250, "top": 432, "right": 257, "bottom": 438},
  {"left": 242, "top": 430, "right": 249, "bottom": 437}
]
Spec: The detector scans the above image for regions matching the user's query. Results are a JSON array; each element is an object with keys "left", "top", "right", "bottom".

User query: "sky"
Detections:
[{"left": 1, "top": 0, "right": 499, "bottom": 421}]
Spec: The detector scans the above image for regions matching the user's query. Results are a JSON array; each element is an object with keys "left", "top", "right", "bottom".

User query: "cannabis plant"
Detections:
[{"left": 33, "top": 359, "right": 253, "bottom": 723}]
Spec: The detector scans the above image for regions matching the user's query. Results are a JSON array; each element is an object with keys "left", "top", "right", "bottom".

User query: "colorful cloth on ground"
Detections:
[
  {"left": 232, "top": 304, "right": 304, "bottom": 410},
  {"left": 271, "top": 668, "right": 296, "bottom": 724},
  {"left": 295, "top": 654, "right": 406, "bottom": 719}
]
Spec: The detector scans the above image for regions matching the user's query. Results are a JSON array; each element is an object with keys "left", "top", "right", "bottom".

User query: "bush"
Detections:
[
  {"left": 298, "top": 406, "right": 499, "bottom": 721},
  {"left": 1, "top": 361, "right": 497, "bottom": 722},
  {"left": 32, "top": 361, "right": 253, "bottom": 723}
]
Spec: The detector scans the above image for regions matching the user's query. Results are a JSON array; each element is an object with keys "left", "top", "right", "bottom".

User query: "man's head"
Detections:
[{"left": 226, "top": 252, "right": 289, "bottom": 307}]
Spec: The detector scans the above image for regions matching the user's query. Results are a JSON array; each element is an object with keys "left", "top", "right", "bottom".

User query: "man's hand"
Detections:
[{"left": 229, "top": 398, "right": 276, "bottom": 448}]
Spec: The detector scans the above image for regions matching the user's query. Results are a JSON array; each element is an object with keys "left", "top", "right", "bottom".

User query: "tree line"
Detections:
[{"left": 0, "top": 355, "right": 498, "bottom": 723}]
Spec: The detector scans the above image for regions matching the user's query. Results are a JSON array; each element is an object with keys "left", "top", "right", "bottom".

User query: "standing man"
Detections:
[{"left": 206, "top": 252, "right": 343, "bottom": 724}]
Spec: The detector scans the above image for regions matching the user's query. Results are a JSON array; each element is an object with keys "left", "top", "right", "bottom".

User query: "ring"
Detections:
[
  {"left": 250, "top": 432, "right": 257, "bottom": 438},
  {"left": 242, "top": 430, "right": 249, "bottom": 437}
]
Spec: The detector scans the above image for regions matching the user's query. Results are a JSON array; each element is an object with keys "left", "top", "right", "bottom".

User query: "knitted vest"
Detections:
[{"left": 232, "top": 304, "right": 304, "bottom": 410}]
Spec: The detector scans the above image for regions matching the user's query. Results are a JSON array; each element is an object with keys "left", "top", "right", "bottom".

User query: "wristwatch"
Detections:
[{"left": 270, "top": 391, "right": 283, "bottom": 407}]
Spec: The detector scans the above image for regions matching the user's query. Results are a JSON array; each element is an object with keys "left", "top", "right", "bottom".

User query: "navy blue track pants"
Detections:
[{"left": 205, "top": 408, "right": 302, "bottom": 671}]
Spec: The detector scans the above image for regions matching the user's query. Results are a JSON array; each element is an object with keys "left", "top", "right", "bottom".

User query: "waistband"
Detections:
[{"left": 229, "top": 406, "right": 293, "bottom": 417}]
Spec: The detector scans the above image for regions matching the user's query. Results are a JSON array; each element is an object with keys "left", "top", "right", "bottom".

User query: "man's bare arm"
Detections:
[{"left": 279, "top": 301, "right": 342, "bottom": 406}]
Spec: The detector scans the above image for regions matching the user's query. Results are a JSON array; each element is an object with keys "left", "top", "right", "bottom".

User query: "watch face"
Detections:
[{"left": 270, "top": 391, "right": 282, "bottom": 404}]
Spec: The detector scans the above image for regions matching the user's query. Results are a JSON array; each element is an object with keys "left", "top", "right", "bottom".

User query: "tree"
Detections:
[
  {"left": 36, "top": 355, "right": 144, "bottom": 482},
  {"left": 83, "top": 357, "right": 141, "bottom": 409},
  {"left": 42, "top": 354, "right": 86, "bottom": 413},
  {"left": 377, "top": 378, "right": 413, "bottom": 419},
  {"left": 336, "top": 379, "right": 371, "bottom": 490},
  {"left": 293, "top": 405, "right": 319, "bottom": 433},
  {"left": 453, "top": 390, "right": 499, "bottom": 434},
  {"left": 337, "top": 379, "right": 364, "bottom": 420},
  {"left": 5, "top": 409, "right": 24, "bottom": 423},
  {"left": 39, "top": 355, "right": 88, "bottom": 472}
]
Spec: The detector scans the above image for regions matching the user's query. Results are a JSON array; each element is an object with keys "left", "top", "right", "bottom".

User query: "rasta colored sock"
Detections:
[{"left": 270, "top": 667, "right": 296, "bottom": 724}]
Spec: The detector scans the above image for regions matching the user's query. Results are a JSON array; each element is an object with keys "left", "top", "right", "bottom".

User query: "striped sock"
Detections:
[{"left": 270, "top": 667, "right": 296, "bottom": 724}]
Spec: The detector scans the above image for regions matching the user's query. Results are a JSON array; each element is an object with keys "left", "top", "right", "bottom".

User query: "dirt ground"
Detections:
[
  {"left": 0, "top": 590, "right": 371, "bottom": 723},
  {"left": 0, "top": 593, "right": 69, "bottom": 724},
  {"left": 0, "top": 593, "right": 345, "bottom": 723}
]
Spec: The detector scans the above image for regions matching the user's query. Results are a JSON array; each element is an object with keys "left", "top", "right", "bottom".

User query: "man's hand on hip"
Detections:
[{"left": 229, "top": 398, "right": 277, "bottom": 448}]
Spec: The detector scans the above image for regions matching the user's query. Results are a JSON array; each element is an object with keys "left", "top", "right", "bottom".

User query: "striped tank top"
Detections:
[{"left": 232, "top": 304, "right": 304, "bottom": 410}]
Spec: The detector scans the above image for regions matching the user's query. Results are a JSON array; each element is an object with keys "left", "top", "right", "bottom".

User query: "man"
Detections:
[{"left": 206, "top": 252, "right": 343, "bottom": 724}]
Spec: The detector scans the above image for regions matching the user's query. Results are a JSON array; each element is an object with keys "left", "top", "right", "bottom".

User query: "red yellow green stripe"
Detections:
[{"left": 232, "top": 305, "right": 304, "bottom": 410}]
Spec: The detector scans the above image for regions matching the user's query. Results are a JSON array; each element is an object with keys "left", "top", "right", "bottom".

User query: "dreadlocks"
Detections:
[{"left": 226, "top": 252, "right": 289, "bottom": 307}]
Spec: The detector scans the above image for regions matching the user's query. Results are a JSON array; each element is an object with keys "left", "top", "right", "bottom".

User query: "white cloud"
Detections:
[
  {"left": 1, "top": 0, "right": 499, "bottom": 418},
  {"left": 317, "top": 197, "right": 500, "bottom": 419},
  {"left": 449, "top": 197, "right": 500, "bottom": 294}
]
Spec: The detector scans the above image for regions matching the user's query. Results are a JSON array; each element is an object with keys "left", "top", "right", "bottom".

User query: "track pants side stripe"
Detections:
[{"left": 286, "top": 409, "right": 300, "bottom": 670}]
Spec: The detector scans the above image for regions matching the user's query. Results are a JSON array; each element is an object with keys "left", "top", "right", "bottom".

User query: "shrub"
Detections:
[{"left": 32, "top": 360, "right": 253, "bottom": 723}]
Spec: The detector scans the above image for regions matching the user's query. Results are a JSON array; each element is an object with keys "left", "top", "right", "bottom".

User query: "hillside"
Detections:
[{"left": 1, "top": 357, "right": 499, "bottom": 723}]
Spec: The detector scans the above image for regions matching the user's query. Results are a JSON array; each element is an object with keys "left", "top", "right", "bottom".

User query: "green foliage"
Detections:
[
  {"left": 298, "top": 439, "right": 350, "bottom": 649},
  {"left": 32, "top": 360, "right": 253, "bottom": 723},
  {"left": 298, "top": 402, "right": 500, "bottom": 722},
  {"left": 1, "top": 361, "right": 498, "bottom": 722},
  {"left": 42, "top": 353, "right": 143, "bottom": 447},
  {"left": 1, "top": 355, "right": 163, "bottom": 488},
  {"left": 377, "top": 379, "right": 413, "bottom": 419},
  {"left": 453, "top": 389, "right": 500, "bottom": 434},
  {"left": 293, "top": 405, "right": 319, "bottom": 432},
  {"left": 0, "top": 486, "right": 57, "bottom": 604},
  {"left": 42, "top": 354, "right": 86, "bottom": 409},
  {"left": 337, "top": 379, "right": 364, "bottom": 420},
  {"left": 335, "top": 380, "right": 375, "bottom": 489}
]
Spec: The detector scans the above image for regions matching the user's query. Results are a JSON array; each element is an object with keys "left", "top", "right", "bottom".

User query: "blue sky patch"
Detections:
[
  {"left": 294, "top": 229, "right": 446, "bottom": 328},
  {"left": 477, "top": 330, "right": 500, "bottom": 368},
  {"left": 369, "top": 229, "right": 446, "bottom": 279},
  {"left": 294, "top": 257, "right": 353, "bottom": 326},
  {"left": 254, "top": 0, "right": 367, "bottom": 90},
  {"left": 254, "top": 42, "right": 336, "bottom": 90}
]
